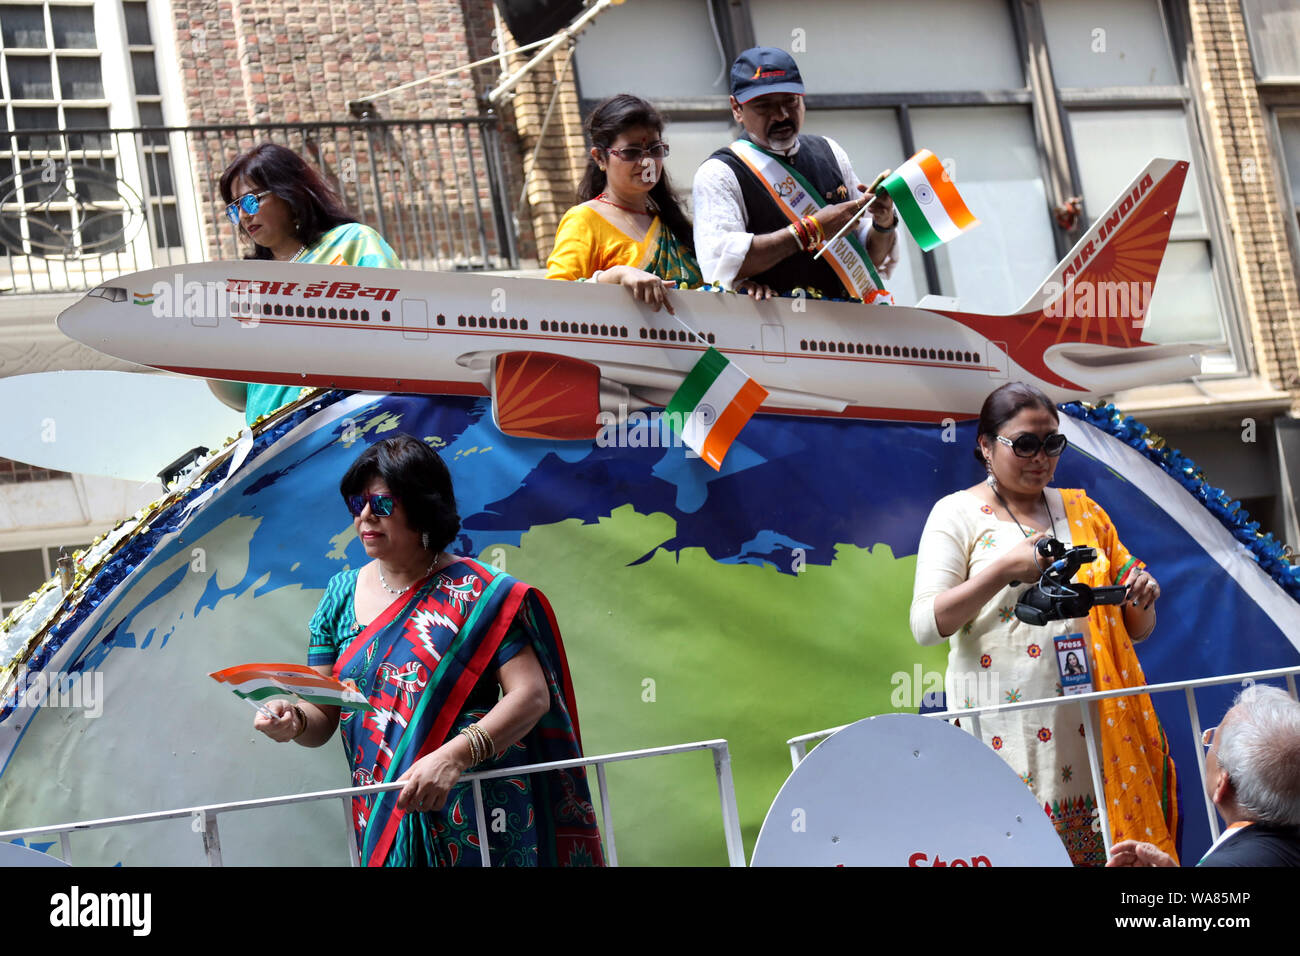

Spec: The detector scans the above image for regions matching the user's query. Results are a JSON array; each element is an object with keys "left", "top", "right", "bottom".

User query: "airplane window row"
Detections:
[
  {"left": 235, "top": 301, "right": 374, "bottom": 322},
  {"left": 539, "top": 319, "right": 628, "bottom": 338},
  {"left": 799, "top": 340, "right": 981, "bottom": 364},
  {"left": 638, "top": 327, "right": 717, "bottom": 344},
  {"left": 459, "top": 315, "right": 528, "bottom": 330}
]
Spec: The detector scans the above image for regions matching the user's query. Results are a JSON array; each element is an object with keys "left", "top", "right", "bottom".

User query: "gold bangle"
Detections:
[
  {"left": 460, "top": 726, "right": 482, "bottom": 766},
  {"left": 291, "top": 704, "right": 308, "bottom": 740},
  {"left": 468, "top": 723, "right": 495, "bottom": 761},
  {"left": 475, "top": 723, "right": 496, "bottom": 760},
  {"left": 466, "top": 723, "right": 488, "bottom": 764}
]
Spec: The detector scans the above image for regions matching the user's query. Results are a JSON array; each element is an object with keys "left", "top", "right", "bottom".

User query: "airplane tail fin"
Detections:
[{"left": 1013, "top": 158, "right": 1188, "bottom": 339}]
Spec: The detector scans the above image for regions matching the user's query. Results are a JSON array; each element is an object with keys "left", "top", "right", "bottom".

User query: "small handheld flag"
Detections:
[
  {"left": 210, "top": 662, "right": 375, "bottom": 711},
  {"left": 878, "top": 149, "right": 979, "bottom": 251},
  {"left": 665, "top": 347, "right": 768, "bottom": 470}
]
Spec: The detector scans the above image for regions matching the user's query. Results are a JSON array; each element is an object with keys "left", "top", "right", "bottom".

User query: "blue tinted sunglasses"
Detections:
[
  {"left": 346, "top": 493, "right": 395, "bottom": 517},
  {"left": 225, "top": 190, "right": 273, "bottom": 225}
]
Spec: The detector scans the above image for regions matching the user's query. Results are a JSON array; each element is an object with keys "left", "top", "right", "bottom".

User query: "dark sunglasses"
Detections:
[
  {"left": 225, "top": 190, "right": 272, "bottom": 225},
  {"left": 997, "top": 432, "right": 1068, "bottom": 458},
  {"left": 605, "top": 143, "right": 669, "bottom": 162},
  {"left": 346, "top": 493, "right": 395, "bottom": 517}
]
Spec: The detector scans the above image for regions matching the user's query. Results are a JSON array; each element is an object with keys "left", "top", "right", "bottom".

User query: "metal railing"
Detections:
[
  {"left": 0, "top": 738, "right": 746, "bottom": 867},
  {"left": 1, "top": 117, "right": 518, "bottom": 294},
  {"left": 786, "top": 665, "right": 1300, "bottom": 854}
]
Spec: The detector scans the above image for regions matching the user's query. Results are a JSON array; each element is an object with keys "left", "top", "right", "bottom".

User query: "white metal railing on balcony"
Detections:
[
  {"left": 1, "top": 118, "right": 518, "bottom": 294},
  {"left": 786, "top": 665, "right": 1300, "bottom": 854},
  {"left": 0, "top": 737, "right": 745, "bottom": 867}
]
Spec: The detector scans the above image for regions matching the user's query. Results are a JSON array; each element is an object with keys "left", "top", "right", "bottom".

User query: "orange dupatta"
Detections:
[{"left": 1061, "top": 488, "right": 1180, "bottom": 862}]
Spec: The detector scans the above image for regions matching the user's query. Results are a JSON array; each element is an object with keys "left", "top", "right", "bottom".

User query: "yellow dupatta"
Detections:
[{"left": 1061, "top": 488, "right": 1180, "bottom": 862}]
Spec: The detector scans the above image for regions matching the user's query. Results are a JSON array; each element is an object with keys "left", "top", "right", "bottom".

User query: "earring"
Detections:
[
  {"left": 422, "top": 532, "right": 430, "bottom": 550},
  {"left": 984, "top": 458, "right": 997, "bottom": 490}
]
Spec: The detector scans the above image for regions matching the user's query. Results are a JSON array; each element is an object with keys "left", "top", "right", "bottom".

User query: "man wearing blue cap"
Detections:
[{"left": 693, "top": 47, "right": 897, "bottom": 301}]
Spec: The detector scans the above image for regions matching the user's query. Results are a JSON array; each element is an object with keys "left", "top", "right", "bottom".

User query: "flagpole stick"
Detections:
[
  {"left": 668, "top": 311, "right": 707, "bottom": 345},
  {"left": 240, "top": 696, "right": 282, "bottom": 722},
  {"left": 813, "top": 170, "right": 890, "bottom": 262}
]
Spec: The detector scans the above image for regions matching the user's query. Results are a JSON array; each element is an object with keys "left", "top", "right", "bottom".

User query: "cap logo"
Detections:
[{"left": 752, "top": 68, "right": 786, "bottom": 79}]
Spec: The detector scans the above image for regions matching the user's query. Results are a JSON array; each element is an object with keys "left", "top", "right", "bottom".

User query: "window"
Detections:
[
  {"left": 1246, "top": 3, "right": 1300, "bottom": 340},
  {"left": 1243, "top": 0, "right": 1300, "bottom": 80},
  {"left": 0, "top": 1, "right": 182, "bottom": 291},
  {"left": 0, "top": 541, "right": 86, "bottom": 616}
]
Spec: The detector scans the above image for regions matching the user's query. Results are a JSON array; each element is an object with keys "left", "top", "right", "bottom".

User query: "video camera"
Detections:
[{"left": 1013, "top": 537, "right": 1129, "bottom": 626}]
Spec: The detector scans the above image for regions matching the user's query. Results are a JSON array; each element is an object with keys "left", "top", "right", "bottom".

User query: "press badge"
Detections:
[{"left": 1054, "top": 633, "right": 1093, "bottom": 695}]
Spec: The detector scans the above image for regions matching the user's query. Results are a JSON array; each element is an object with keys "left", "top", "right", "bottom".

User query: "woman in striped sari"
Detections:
[{"left": 254, "top": 434, "right": 603, "bottom": 866}]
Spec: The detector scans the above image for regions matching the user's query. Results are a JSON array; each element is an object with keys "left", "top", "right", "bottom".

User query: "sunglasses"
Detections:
[
  {"left": 225, "top": 190, "right": 273, "bottom": 225},
  {"left": 346, "top": 493, "right": 395, "bottom": 518},
  {"left": 997, "top": 432, "right": 1068, "bottom": 458},
  {"left": 605, "top": 143, "right": 669, "bottom": 162}
]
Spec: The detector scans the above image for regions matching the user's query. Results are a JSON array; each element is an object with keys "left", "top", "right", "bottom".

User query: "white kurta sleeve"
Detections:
[
  {"left": 691, "top": 157, "right": 754, "bottom": 289},
  {"left": 910, "top": 495, "right": 974, "bottom": 647}
]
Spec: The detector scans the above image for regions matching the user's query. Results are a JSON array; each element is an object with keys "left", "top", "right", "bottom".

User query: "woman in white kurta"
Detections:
[{"left": 910, "top": 383, "right": 1175, "bottom": 866}]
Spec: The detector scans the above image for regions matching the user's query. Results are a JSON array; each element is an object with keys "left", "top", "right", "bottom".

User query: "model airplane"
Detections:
[{"left": 57, "top": 159, "right": 1199, "bottom": 438}]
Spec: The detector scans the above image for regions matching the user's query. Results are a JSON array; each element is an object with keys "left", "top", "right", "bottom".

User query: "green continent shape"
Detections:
[{"left": 483, "top": 503, "right": 948, "bottom": 865}]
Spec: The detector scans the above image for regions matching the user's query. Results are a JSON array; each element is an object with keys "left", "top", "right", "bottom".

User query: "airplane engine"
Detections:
[{"left": 490, "top": 351, "right": 629, "bottom": 440}]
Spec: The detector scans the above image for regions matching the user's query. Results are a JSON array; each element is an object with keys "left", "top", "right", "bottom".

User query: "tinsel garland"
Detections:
[
  {"left": 0, "top": 389, "right": 350, "bottom": 722},
  {"left": 1061, "top": 401, "right": 1300, "bottom": 602}
]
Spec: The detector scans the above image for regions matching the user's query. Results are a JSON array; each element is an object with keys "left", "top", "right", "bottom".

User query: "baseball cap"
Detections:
[{"left": 730, "top": 47, "right": 805, "bottom": 104}]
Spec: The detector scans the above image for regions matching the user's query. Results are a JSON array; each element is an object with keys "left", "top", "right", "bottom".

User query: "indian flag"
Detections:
[
  {"left": 209, "top": 662, "right": 374, "bottom": 711},
  {"left": 666, "top": 347, "right": 769, "bottom": 471},
  {"left": 879, "top": 149, "right": 979, "bottom": 252}
]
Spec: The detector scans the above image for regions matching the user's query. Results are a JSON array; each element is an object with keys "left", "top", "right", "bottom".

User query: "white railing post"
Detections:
[
  {"left": 59, "top": 831, "right": 72, "bottom": 865},
  {"left": 712, "top": 742, "right": 747, "bottom": 867},
  {"left": 193, "top": 809, "right": 223, "bottom": 866},
  {"left": 789, "top": 740, "right": 806, "bottom": 770},
  {"left": 1080, "top": 699, "right": 1111, "bottom": 854},
  {"left": 1185, "top": 686, "right": 1220, "bottom": 842},
  {"left": 471, "top": 778, "right": 491, "bottom": 867},
  {"left": 340, "top": 797, "right": 360, "bottom": 866},
  {"left": 595, "top": 764, "right": 618, "bottom": 867}
]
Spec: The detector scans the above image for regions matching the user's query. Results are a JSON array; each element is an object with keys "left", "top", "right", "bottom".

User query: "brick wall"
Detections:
[
  {"left": 0, "top": 459, "right": 68, "bottom": 485},
  {"left": 458, "top": 5, "right": 585, "bottom": 267},
  {"left": 171, "top": 0, "right": 518, "bottom": 266},
  {"left": 172, "top": 0, "right": 479, "bottom": 125},
  {"left": 1189, "top": 0, "right": 1300, "bottom": 405}
]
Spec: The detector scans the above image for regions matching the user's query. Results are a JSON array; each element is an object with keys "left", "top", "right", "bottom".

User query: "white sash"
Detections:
[{"left": 728, "top": 140, "right": 889, "bottom": 303}]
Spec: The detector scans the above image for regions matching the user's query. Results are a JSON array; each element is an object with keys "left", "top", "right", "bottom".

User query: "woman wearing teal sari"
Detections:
[
  {"left": 547, "top": 94, "right": 771, "bottom": 311},
  {"left": 254, "top": 434, "right": 604, "bottom": 866},
  {"left": 213, "top": 144, "right": 403, "bottom": 424}
]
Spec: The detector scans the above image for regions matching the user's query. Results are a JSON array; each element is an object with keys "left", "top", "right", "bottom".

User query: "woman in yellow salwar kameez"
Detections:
[
  {"left": 547, "top": 94, "right": 768, "bottom": 310},
  {"left": 911, "top": 382, "right": 1179, "bottom": 866}
]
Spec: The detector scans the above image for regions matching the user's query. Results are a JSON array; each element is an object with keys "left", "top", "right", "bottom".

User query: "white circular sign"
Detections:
[{"left": 752, "top": 714, "right": 1072, "bottom": 866}]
